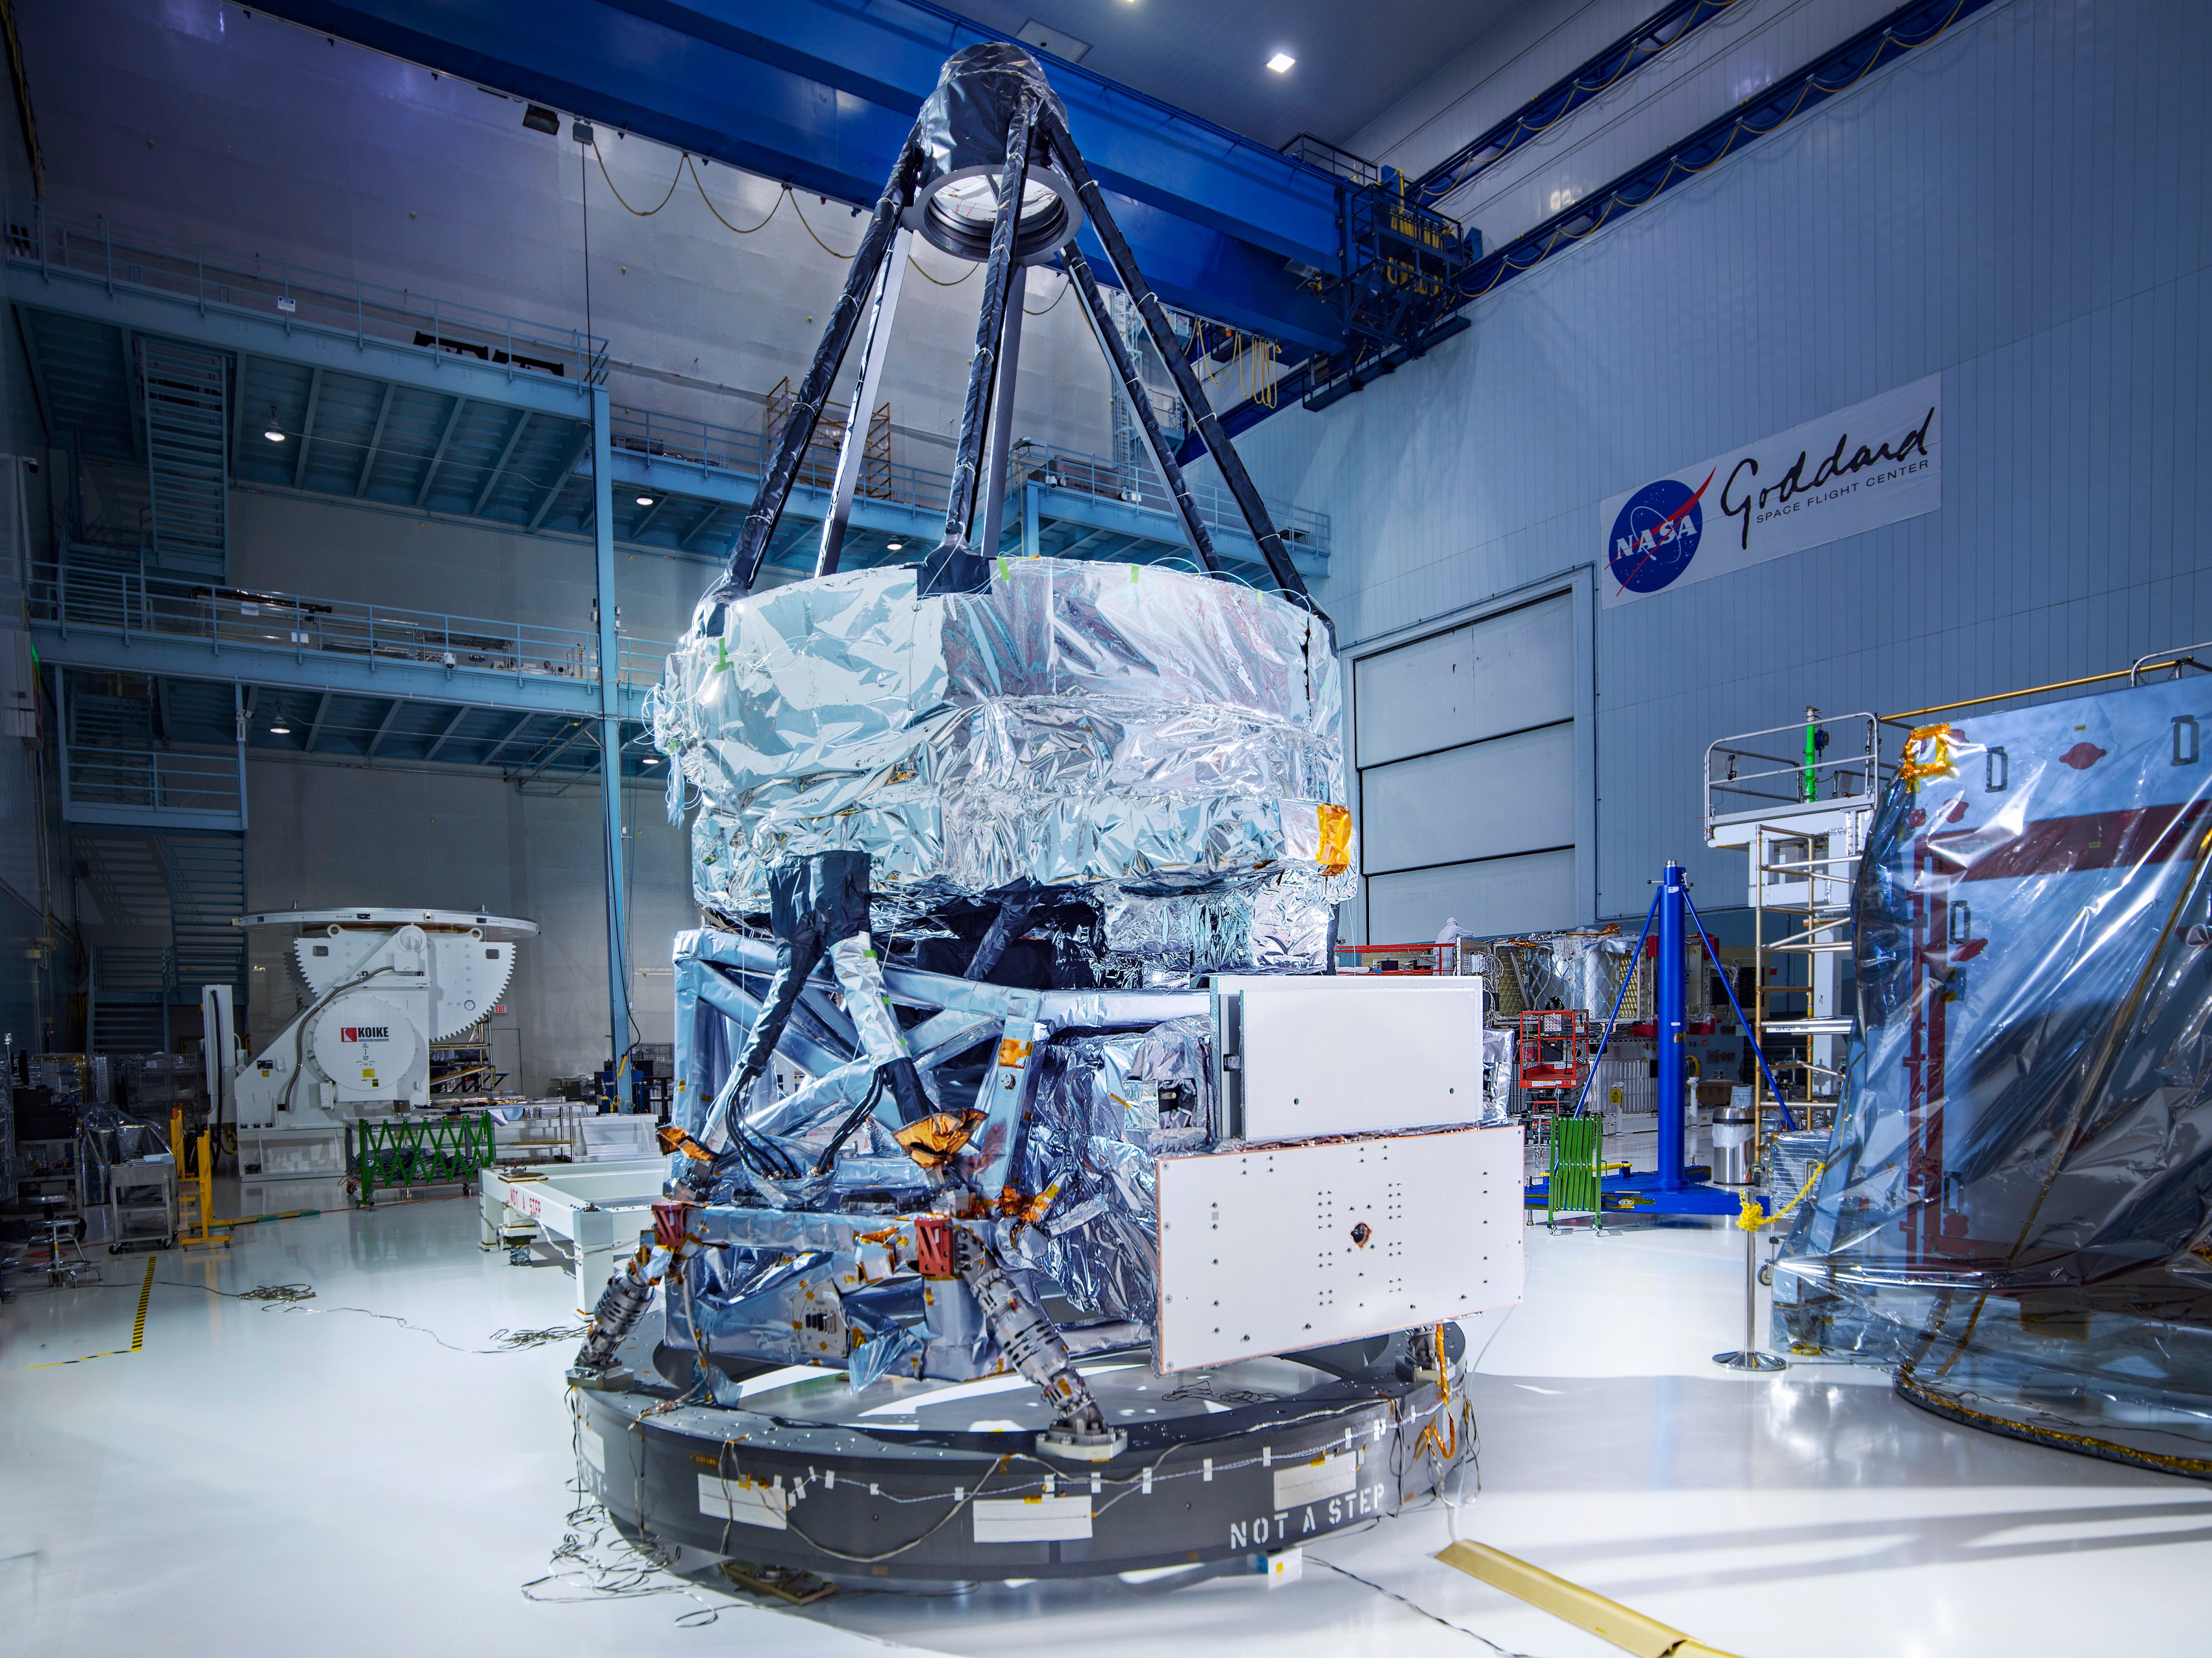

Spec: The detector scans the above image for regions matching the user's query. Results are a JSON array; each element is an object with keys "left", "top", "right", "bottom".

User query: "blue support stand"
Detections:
[
  {"left": 1655, "top": 859, "right": 1688, "bottom": 1194},
  {"left": 1524, "top": 858, "right": 1748, "bottom": 1219}
]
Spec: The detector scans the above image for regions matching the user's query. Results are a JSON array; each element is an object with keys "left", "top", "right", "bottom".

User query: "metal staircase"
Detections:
[
  {"left": 88, "top": 944, "right": 176, "bottom": 1052},
  {"left": 165, "top": 832, "right": 247, "bottom": 992},
  {"left": 65, "top": 671, "right": 249, "bottom": 1051},
  {"left": 139, "top": 339, "right": 230, "bottom": 577}
]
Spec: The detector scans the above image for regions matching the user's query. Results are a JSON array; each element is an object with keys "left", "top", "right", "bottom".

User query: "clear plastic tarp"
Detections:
[{"left": 1775, "top": 676, "right": 2212, "bottom": 1473}]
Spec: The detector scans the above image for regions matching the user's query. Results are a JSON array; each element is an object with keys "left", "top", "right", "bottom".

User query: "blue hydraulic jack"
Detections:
[{"left": 1525, "top": 861, "right": 1795, "bottom": 1219}]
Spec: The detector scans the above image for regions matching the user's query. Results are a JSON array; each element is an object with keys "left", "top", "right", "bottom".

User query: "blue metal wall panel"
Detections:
[{"left": 1241, "top": 0, "right": 2212, "bottom": 922}]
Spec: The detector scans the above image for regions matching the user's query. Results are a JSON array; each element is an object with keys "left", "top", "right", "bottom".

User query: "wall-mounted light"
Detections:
[
  {"left": 522, "top": 104, "right": 560, "bottom": 136},
  {"left": 264, "top": 408, "right": 285, "bottom": 442}
]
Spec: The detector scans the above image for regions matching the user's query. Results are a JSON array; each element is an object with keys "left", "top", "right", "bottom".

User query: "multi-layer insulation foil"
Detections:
[
  {"left": 651, "top": 559, "right": 1353, "bottom": 916},
  {"left": 1775, "top": 677, "right": 2212, "bottom": 1468}
]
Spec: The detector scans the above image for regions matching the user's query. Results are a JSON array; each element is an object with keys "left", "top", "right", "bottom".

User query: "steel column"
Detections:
[{"left": 591, "top": 386, "right": 631, "bottom": 1078}]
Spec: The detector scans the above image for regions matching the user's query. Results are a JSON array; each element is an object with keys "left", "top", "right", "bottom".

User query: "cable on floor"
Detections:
[
  {"left": 1307, "top": 1556, "right": 1555, "bottom": 1658},
  {"left": 522, "top": 1503, "right": 725, "bottom": 1626},
  {"left": 26, "top": 1274, "right": 584, "bottom": 1353}
]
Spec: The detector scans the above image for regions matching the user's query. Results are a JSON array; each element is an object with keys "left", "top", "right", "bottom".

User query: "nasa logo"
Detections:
[
  {"left": 340, "top": 1025, "right": 390, "bottom": 1043},
  {"left": 1608, "top": 469, "right": 1714, "bottom": 594}
]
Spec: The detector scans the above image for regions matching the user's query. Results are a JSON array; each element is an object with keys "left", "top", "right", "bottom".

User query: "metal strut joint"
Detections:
[{"left": 955, "top": 1228, "right": 1126, "bottom": 1460}]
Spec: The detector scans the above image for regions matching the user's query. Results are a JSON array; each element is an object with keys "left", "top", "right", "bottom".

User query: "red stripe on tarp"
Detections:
[{"left": 1930, "top": 800, "right": 2212, "bottom": 882}]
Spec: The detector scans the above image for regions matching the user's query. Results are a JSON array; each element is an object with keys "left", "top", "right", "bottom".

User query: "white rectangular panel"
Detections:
[
  {"left": 1361, "top": 721, "right": 1574, "bottom": 875},
  {"left": 1272, "top": 1450, "right": 1359, "bottom": 1510},
  {"left": 698, "top": 1473, "right": 788, "bottom": 1530},
  {"left": 1354, "top": 594, "right": 1573, "bottom": 766},
  {"left": 1156, "top": 1124, "right": 1525, "bottom": 1372},
  {"left": 972, "top": 1495, "right": 1095, "bottom": 1543},
  {"left": 1367, "top": 849, "right": 1575, "bottom": 944},
  {"left": 1220, "top": 977, "right": 1486, "bottom": 1141}
]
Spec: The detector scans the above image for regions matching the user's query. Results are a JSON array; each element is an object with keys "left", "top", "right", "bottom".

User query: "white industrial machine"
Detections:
[{"left": 228, "top": 908, "right": 538, "bottom": 1179}]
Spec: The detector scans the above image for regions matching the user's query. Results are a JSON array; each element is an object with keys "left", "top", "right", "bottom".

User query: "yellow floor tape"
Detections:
[
  {"left": 28, "top": 1256, "right": 156, "bottom": 1368},
  {"left": 1435, "top": 1540, "right": 1743, "bottom": 1658}
]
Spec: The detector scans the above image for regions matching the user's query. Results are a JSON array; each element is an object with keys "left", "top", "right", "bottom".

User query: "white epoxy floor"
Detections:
[{"left": 7, "top": 1192, "right": 2211, "bottom": 1657}]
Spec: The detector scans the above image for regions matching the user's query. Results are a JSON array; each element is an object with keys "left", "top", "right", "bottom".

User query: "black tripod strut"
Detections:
[
  {"left": 697, "top": 52, "right": 1328, "bottom": 635},
  {"left": 1039, "top": 112, "right": 1323, "bottom": 622},
  {"left": 720, "top": 139, "right": 922, "bottom": 604},
  {"left": 918, "top": 91, "right": 1037, "bottom": 598},
  {"left": 1064, "top": 246, "right": 1221, "bottom": 575}
]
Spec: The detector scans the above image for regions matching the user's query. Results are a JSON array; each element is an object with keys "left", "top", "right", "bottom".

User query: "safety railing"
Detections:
[
  {"left": 28, "top": 561, "right": 675, "bottom": 702},
  {"left": 1704, "top": 713, "right": 1885, "bottom": 831},
  {"left": 608, "top": 410, "right": 1330, "bottom": 557},
  {"left": 92, "top": 943, "right": 177, "bottom": 996},
  {"left": 4, "top": 198, "right": 608, "bottom": 387},
  {"left": 609, "top": 403, "right": 956, "bottom": 518},
  {"left": 64, "top": 742, "right": 241, "bottom": 818},
  {"left": 1008, "top": 441, "right": 1333, "bottom": 555}
]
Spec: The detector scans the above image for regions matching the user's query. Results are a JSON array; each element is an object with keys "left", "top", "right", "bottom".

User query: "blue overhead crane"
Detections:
[{"left": 245, "top": 0, "right": 1352, "bottom": 353}]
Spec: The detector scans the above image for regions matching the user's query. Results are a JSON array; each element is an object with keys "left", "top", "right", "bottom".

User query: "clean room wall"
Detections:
[{"left": 1245, "top": 0, "right": 2212, "bottom": 930}]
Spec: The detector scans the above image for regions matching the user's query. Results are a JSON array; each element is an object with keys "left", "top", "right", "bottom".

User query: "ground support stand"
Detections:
[{"left": 571, "top": 1310, "right": 1458, "bottom": 1584}]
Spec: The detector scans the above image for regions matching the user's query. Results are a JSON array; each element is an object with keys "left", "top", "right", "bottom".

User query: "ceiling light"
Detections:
[
  {"left": 885, "top": 540, "right": 904, "bottom": 552},
  {"left": 635, "top": 494, "right": 655, "bottom": 507},
  {"left": 268, "top": 716, "right": 292, "bottom": 735},
  {"left": 642, "top": 755, "right": 660, "bottom": 766},
  {"left": 1266, "top": 51, "right": 1296, "bottom": 73},
  {"left": 264, "top": 408, "right": 285, "bottom": 442}
]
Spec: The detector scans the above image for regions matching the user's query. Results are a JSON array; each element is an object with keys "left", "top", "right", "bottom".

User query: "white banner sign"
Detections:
[{"left": 1600, "top": 375, "right": 1941, "bottom": 607}]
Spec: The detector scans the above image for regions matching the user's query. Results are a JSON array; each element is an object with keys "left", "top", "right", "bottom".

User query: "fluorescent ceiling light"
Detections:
[{"left": 1266, "top": 51, "right": 1295, "bottom": 73}]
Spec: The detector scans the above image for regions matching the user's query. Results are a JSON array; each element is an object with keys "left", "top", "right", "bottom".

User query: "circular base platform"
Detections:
[{"left": 574, "top": 1337, "right": 1458, "bottom": 1582}]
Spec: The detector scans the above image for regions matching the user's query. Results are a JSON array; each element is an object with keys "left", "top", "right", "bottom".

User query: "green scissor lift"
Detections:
[{"left": 348, "top": 1115, "right": 498, "bottom": 1208}]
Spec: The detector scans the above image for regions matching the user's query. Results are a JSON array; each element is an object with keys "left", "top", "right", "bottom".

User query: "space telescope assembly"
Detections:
[{"left": 568, "top": 44, "right": 1522, "bottom": 1580}]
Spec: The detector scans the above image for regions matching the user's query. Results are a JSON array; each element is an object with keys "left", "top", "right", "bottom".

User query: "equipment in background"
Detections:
[
  {"left": 226, "top": 908, "right": 538, "bottom": 1182},
  {"left": 1705, "top": 711, "right": 1885, "bottom": 1137},
  {"left": 481, "top": 1158, "right": 665, "bottom": 1311},
  {"left": 104, "top": 1153, "right": 176, "bottom": 1253},
  {"left": 1514, "top": 1010, "right": 1590, "bottom": 1115}
]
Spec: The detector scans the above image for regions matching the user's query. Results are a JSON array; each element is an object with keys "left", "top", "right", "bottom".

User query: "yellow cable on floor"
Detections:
[{"left": 1436, "top": 1540, "right": 1744, "bottom": 1658}]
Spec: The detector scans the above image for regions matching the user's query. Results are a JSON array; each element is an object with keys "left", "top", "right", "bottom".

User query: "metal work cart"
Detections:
[{"left": 105, "top": 1156, "right": 178, "bottom": 1253}]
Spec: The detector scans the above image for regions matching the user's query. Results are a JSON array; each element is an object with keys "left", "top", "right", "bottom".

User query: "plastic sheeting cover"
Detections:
[
  {"left": 653, "top": 559, "right": 1352, "bottom": 915},
  {"left": 1775, "top": 676, "right": 2212, "bottom": 1466}
]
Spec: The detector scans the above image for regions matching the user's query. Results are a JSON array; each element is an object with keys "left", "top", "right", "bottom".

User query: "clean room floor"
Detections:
[{"left": 6, "top": 1187, "right": 2209, "bottom": 1658}]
